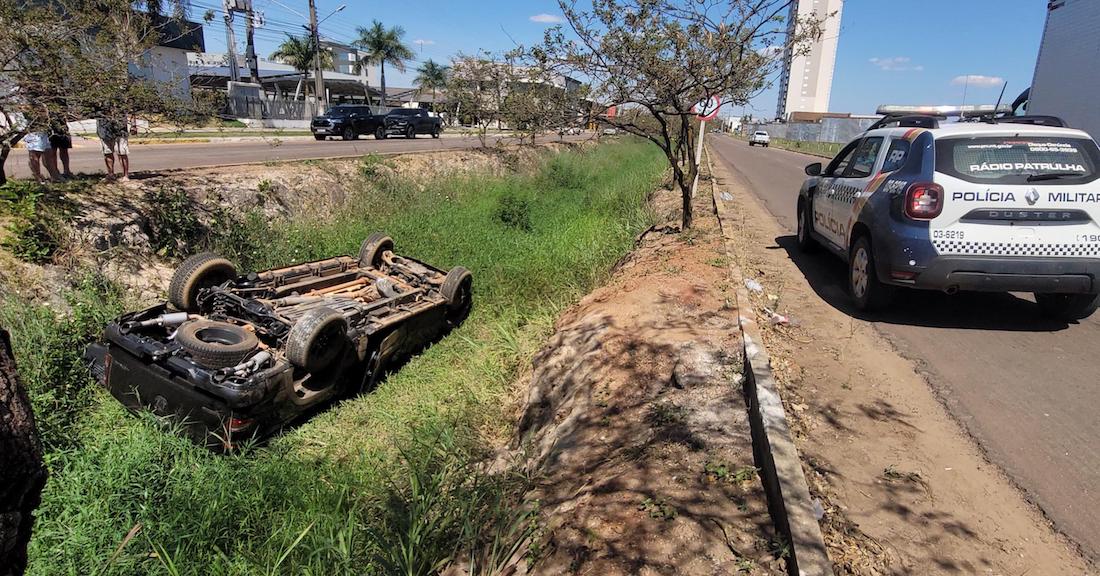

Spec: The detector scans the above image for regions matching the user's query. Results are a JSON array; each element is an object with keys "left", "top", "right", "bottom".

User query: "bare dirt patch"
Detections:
[
  {"left": 708, "top": 149, "right": 1093, "bottom": 575},
  {"left": 517, "top": 187, "right": 785, "bottom": 575}
]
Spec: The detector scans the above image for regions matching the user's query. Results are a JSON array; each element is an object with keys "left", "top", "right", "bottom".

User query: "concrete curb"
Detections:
[{"left": 705, "top": 144, "right": 832, "bottom": 576}]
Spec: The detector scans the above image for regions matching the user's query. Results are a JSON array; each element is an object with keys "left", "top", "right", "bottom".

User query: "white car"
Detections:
[
  {"left": 749, "top": 130, "right": 770, "bottom": 147},
  {"left": 796, "top": 105, "right": 1100, "bottom": 320}
]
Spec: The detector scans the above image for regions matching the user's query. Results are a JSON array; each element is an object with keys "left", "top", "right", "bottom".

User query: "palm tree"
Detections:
[
  {"left": 414, "top": 59, "right": 449, "bottom": 107},
  {"left": 353, "top": 20, "right": 414, "bottom": 107},
  {"left": 270, "top": 34, "right": 332, "bottom": 99}
]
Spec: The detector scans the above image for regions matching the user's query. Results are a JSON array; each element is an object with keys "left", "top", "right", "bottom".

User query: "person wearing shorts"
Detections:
[
  {"left": 48, "top": 122, "right": 74, "bottom": 179},
  {"left": 96, "top": 116, "right": 130, "bottom": 181},
  {"left": 23, "top": 131, "right": 60, "bottom": 183}
]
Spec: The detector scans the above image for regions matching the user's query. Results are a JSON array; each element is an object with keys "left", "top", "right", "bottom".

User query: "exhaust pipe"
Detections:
[{"left": 944, "top": 285, "right": 959, "bottom": 295}]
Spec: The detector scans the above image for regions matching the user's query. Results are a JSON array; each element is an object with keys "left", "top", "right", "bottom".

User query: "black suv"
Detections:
[
  {"left": 382, "top": 108, "right": 443, "bottom": 139},
  {"left": 311, "top": 105, "right": 385, "bottom": 140}
]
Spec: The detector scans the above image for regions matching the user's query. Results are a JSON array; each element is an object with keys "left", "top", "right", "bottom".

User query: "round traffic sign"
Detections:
[{"left": 693, "top": 95, "right": 722, "bottom": 121}]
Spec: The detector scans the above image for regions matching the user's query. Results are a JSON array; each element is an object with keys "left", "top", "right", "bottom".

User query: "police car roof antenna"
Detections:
[{"left": 988, "top": 81, "right": 1009, "bottom": 124}]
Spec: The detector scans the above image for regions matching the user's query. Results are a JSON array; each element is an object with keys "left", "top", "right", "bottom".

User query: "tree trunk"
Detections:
[
  {"left": 0, "top": 327, "right": 48, "bottom": 576},
  {"left": 0, "top": 145, "right": 9, "bottom": 186},
  {"left": 380, "top": 62, "right": 387, "bottom": 109}
]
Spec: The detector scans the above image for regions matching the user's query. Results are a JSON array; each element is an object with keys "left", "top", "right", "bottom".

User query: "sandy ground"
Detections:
[
  {"left": 708, "top": 147, "right": 1094, "bottom": 575},
  {"left": 517, "top": 187, "right": 785, "bottom": 575}
]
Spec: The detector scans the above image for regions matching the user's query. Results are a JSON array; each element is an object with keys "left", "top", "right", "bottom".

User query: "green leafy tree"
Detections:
[
  {"left": 354, "top": 20, "right": 414, "bottom": 107},
  {"left": 414, "top": 59, "right": 449, "bottom": 106},
  {"left": 269, "top": 34, "right": 333, "bottom": 99},
  {"left": 533, "top": 0, "right": 826, "bottom": 228},
  {"left": 0, "top": 0, "right": 205, "bottom": 184}
]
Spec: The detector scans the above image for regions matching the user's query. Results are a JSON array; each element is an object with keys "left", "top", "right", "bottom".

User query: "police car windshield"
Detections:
[{"left": 936, "top": 136, "right": 1100, "bottom": 185}]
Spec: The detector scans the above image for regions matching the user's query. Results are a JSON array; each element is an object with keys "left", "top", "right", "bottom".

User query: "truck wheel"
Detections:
[
  {"left": 169, "top": 253, "right": 237, "bottom": 312},
  {"left": 1034, "top": 293, "right": 1099, "bottom": 321},
  {"left": 431, "top": 127, "right": 440, "bottom": 139},
  {"left": 405, "top": 126, "right": 415, "bottom": 139},
  {"left": 313, "top": 135, "right": 325, "bottom": 141},
  {"left": 849, "top": 235, "right": 893, "bottom": 312},
  {"left": 748, "top": 141, "right": 754, "bottom": 146},
  {"left": 441, "top": 266, "right": 473, "bottom": 323},
  {"left": 358, "top": 233, "right": 394, "bottom": 269},
  {"left": 342, "top": 126, "right": 357, "bottom": 141},
  {"left": 176, "top": 320, "right": 258, "bottom": 369},
  {"left": 796, "top": 200, "right": 818, "bottom": 253},
  {"left": 375, "top": 126, "right": 386, "bottom": 139},
  {"left": 286, "top": 306, "right": 348, "bottom": 372}
]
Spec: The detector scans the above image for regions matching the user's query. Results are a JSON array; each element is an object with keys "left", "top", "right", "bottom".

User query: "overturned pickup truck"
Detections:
[{"left": 86, "top": 233, "right": 472, "bottom": 450}]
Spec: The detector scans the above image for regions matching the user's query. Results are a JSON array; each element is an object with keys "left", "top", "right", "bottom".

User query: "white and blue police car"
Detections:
[{"left": 796, "top": 105, "right": 1100, "bottom": 320}]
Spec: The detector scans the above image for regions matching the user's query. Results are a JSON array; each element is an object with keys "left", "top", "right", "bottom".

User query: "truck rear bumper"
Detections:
[
  {"left": 89, "top": 345, "right": 263, "bottom": 450},
  {"left": 899, "top": 256, "right": 1100, "bottom": 294}
]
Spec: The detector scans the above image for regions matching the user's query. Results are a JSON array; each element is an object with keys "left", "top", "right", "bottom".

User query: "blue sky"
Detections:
[{"left": 195, "top": 0, "right": 1049, "bottom": 117}]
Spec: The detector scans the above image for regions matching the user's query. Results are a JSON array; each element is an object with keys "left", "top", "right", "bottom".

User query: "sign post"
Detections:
[{"left": 690, "top": 95, "right": 722, "bottom": 202}]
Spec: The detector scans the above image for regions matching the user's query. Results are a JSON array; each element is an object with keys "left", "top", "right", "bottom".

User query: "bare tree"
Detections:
[
  {"left": 533, "top": 0, "right": 826, "bottom": 228},
  {"left": 448, "top": 52, "right": 511, "bottom": 147},
  {"left": 0, "top": 327, "right": 47, "bottom": 576}
]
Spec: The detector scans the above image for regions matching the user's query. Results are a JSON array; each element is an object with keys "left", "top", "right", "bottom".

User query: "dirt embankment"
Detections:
[
  {"left": 515, "top": 187, "right": 785, "bottom": 575},
  {"left": 0, "top": 145, "right": 566, "bottom": 307},
  {"left": 708, "top": 149, "right": 1093, "bottom": 575}
]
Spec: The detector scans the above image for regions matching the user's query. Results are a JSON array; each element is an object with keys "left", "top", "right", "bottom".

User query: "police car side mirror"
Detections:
[{"left": 805, "top": 162, "right": 822, "bottom": 176}]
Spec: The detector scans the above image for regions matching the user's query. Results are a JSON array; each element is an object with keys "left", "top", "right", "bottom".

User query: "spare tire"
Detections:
[
  {"left": 286, "top": 306, "right": 348, "bottom": 372},
  {"left": 440, "top": 266, "right": 473, "bottom": 322},
  {"left": 169, "top": 253, "right": 237, "bottom": 312},
  {"left": 358, "top": 233, "right": 394, "bottom": 269},
  {"left": 176, "top": 320, "right": 258, "bottom": 369}
]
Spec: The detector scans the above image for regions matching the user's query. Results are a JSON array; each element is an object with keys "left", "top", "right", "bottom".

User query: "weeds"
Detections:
[
  {"left": 493, "top": 192, "right": 532, "bottom": 231},
  {"left": 147, "top": 187, "right": 202, "bottom": 257},
  {"left": 639, "top": 497, "right": 678, "bottom": 521}
]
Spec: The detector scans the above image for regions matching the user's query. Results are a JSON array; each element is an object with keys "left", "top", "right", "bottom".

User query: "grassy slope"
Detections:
[{"left": 3, "top": 141, "right": 666, "bottom": 575}]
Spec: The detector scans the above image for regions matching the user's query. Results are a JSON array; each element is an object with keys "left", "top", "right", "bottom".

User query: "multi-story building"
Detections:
[
  {"left": 1029, "top": 0, "right": 1100, "bottom": 138},
  {"left": 775, "top": 0, "right": 843, "bottom": 120}
]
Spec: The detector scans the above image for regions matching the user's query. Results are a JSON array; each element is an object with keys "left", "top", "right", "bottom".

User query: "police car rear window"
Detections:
[{"left": 936, "top": 136, "right": 1100, "bottom": 185}]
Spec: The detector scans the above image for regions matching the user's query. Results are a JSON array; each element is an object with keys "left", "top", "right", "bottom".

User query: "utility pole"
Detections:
[
  {"left": 308, "top": 0, "right": 325, "bottom": 112},
  {"left": 223, "top": 3, "right": 240, "bottom": 82},
  {"left": 243, "top": 0, "right": 260, "bottom": 84}
]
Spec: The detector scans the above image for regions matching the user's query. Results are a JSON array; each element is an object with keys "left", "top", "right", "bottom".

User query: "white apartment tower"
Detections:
[{"left": 775, "top": 0, "right": 843, "bottom": 120}]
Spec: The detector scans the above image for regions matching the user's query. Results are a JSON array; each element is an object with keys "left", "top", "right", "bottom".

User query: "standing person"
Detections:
[
  {"left": 47, "top": 120, "right": 74, "bottom": 179},
  {"left": 22, "top": 131, "right": 60, "bottom": 183},
  {"left": 96, "top": 114, "right": 129, "bottom": 181}
]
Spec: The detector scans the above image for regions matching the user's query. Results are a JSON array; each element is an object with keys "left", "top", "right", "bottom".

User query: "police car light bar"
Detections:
[{"left": 875, "top": 104, "right": 1013, "bottom": 117}]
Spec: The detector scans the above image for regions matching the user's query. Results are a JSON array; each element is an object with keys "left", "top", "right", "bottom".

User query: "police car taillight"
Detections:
[{"left": 904, "top": 183, "right": 944, "bottom": 220}]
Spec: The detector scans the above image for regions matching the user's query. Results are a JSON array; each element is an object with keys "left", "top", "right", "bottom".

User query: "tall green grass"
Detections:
[{"left": 8, "top": 140, "right": 666, "bottom": 575}]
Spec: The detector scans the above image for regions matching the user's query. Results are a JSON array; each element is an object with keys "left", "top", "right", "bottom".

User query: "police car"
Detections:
[{"left": 796, "top": 105, "right": 1100, "bottom": 320}]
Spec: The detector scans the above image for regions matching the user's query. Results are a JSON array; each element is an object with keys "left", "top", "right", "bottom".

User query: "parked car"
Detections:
[
  {"left": 311, "top": 105, "right": 385, "bottom": 140},
  {"left": 796, "top": 106, "right": 1100, "bottom": 320},
  {"left": 748, "top": 130, "right": 770, "bottom": 147},
  {"left": 382, "top": 108, "right": 442, "bottom": 139},
  {"left": 85, "top": 233, "right": 473, "bottom": 450},
  {"left": 559, "top": 126, "right": 583, "bottom": 136},
  {"left": 601, "top": 127, "right": 619, "bottom": 136}
]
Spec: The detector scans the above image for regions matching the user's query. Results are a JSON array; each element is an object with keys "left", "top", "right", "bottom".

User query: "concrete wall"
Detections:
[
  {"left": 130, "top": 46, "right": 192, "bottom": 99},
  {"left": 1029, "top": 0, "right": 1100, "bottom": 139},
  {"left": 744, "top": 116, "right": 878, "bottom": 144}
]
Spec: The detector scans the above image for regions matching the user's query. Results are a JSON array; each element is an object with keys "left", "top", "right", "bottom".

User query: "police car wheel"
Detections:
[
  {"left": 1034, "top": 292, "right": 1099, "bottom": 321},
  {"left": 849, "top": 236, "right": 892, "bottom": 312},
  {"left": 796, "top": 201, "right": 818, "bottom": 252}
]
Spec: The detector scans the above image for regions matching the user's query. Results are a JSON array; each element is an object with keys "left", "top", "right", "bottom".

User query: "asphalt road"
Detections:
[
  {"left": 5, "top": 133, "right": 588, "bottom": 178},
  {"left": 709, "top": 134, "right": 1100, "bottom": 560}
]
